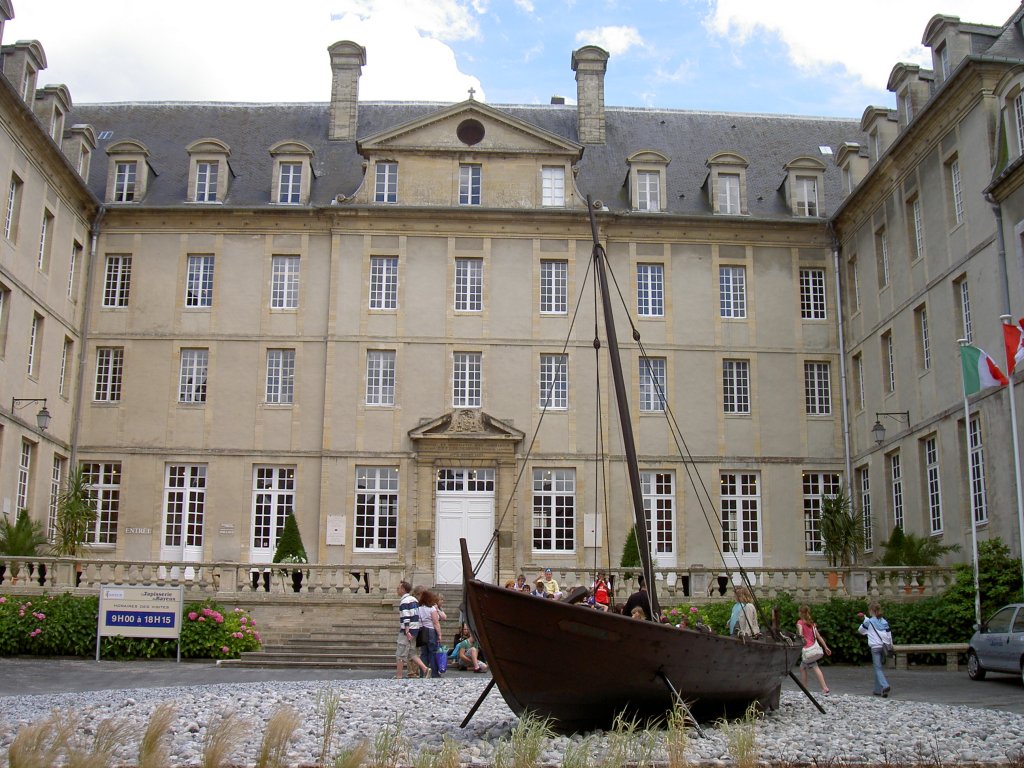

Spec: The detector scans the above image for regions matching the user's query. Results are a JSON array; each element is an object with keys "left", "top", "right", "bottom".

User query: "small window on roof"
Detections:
[{"left": 270, "top": 141, "right": 314, "bottom": 206}]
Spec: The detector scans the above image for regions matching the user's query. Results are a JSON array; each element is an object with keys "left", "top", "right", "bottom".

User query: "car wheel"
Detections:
[{"left": 967, "top": 651, "right": 986, "bottom": 681}]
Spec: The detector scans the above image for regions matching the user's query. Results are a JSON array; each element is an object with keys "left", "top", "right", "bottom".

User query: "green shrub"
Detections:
[{"left": 180, "top": 599, "right": 262, "bottom": 659}]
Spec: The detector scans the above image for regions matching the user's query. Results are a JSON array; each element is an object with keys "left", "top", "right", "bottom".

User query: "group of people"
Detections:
[
  {"left": 795, "top": 601, "right": 892, "bottom": 698},
  {"left": 395, "top": 580, "right": 488, "bottom": 678}
]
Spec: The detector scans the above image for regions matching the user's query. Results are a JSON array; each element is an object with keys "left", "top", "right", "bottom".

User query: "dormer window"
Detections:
[
  {"left": 626, "top": 151, "right": 670, "bottom": 212},
  {"left": 375, "top": 161, "right": 397, "bottom": 203},
  {"left": 542, "top": 166, "right": 565, "bottom": 207},
  {"left": 105, "top": 139, "right": 150, "bottom": 204},
  {"left": 782, "top": 157, "right": 826, "bottom": 218},
  {"left": 706, "top": 152, "right": 749, "bottom": 215},
  {"left": 1015, "top": 90, "right": 1024, "bottom": 156},
  {"left": 269, "top": 141, "right": 314, "bottom": 206},
  {"left": 186, "top": 139, "right": 230, "bottom": 204},
  {"left": 901, "top": 90, "right": 914, "bottom": 123},
  {"left": 937, "top": 42, "right": 950, "bottom": 81}
]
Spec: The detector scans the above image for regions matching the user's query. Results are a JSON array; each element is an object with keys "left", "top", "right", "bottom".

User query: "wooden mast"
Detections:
[{"left": 588, "top": 198, "right": 660, "bottom": 618}]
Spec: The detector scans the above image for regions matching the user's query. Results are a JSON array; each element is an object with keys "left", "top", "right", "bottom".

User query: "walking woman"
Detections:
[
  {"left": 797, "top": 604, "right": 832, "bottom": 694},
  {"left": 858, "top": 603, "right": 892, "bottom": 697},
  {"left": 414, "top": 587, "right": 442, "bottom": 679}
]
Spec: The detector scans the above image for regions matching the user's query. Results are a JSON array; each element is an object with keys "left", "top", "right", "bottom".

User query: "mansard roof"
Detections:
[{"left": 68, "top": 100, "right": 862, "bottom": 218}]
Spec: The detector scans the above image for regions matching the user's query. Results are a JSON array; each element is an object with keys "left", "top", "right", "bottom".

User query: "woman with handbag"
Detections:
[
  {"left": 797, "top": 604, "right": 831, "bottom": 695},
  {"left": 858, "top": 603, "right": 892, "bottom": 697}
]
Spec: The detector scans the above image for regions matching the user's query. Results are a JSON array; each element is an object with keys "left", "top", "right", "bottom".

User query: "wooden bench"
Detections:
[{"left": 891, "top": 643, "right": 969, "bottom": 671}]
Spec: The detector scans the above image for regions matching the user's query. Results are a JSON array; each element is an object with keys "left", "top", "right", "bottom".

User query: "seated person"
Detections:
[
  {"left": 531, "top": 579, "right": 549, "bottom": 598},
  {"left": 540, "top": 568, "right": 563, "bottom": 599},
  {"left": 450, "top": 630, "right": 488, "bottom": 672}
]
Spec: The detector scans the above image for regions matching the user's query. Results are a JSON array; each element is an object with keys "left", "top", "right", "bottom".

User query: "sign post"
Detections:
[{"left": 96, "top": 585, "right": 185, "bottom": 662}]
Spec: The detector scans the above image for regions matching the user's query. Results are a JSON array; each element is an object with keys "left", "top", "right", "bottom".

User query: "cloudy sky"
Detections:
[{"left": 3, "top": 0, "right": 1015, "bottom": 117}]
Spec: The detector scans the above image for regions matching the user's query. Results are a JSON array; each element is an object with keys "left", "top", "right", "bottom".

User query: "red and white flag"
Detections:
[{"left": 1004, "top": 317, "right": 1024, "bottom": 375}]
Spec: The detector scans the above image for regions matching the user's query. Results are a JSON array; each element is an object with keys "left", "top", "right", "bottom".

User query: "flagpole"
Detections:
[
  {"left": 958, "top": 339, "right": 982, "bottom": 627},
  {"left": 1001, "top": 314, "right": 1024, "bottom": 595}
]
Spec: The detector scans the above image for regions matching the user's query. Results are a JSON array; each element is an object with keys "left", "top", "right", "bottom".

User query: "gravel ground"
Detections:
[{"left": 0, "top": 678, "right": 1022, "bottom": 766}]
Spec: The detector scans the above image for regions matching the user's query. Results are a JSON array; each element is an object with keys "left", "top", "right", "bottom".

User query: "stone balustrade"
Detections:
[{"left": 0, "top": 555, "right": 960, "bottom": 605}]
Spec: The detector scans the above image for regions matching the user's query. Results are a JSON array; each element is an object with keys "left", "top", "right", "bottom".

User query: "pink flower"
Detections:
[
  {"left": 188, "top": 611, "right": 198, "bottom": 621},
  {"left": 214, "top": 615, "right": 223, "bottom": 624},
  {"left": 33, "top": 612, "right": 45, "bottom": 621},
  {"left": 254, "top": 631, "right": 261, "bottom": 642},
  {"left": 240, "top": 617, "right": 248, "bottom": 625},
  {"left": 18, "top": 610, "right": 25, "bottom": 617},
  {"left": 28, "top": 628, "right": 41, "bottom": 638},
  {"left": 198, "top": 616, "right": 206, "bottom": 622},
  {"left": 689, "top": 606, "right": 698, "bottom": 614},
  {"left": 220, "top": 646, "right": 229, "bottom": 654},
  {"left": 232, "top": 632, "right": 243, "bottom": 639},
  {"left": 0, "top": 596, "right": 6, "bottom": 604}
]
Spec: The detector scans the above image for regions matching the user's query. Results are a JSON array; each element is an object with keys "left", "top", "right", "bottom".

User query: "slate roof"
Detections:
[{"left": 67, "top": 100, "right": 864, "bottom": 219}]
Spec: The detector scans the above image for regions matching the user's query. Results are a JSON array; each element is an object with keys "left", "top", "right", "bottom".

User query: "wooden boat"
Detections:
[{"left": 461, "top": 199, "right": 803, "bottom": 730}]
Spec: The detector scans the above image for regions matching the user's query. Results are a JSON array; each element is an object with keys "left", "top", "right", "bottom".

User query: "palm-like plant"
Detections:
[
  {"left": 820, "top": 485, "right": 863, "bottom": 567},
  {"left": 0, "top": 508, "right": 49, "bottom": 579},
  {"left": 51, "top": 466, "right": 97, "bottom": 558},
  {"left": 878, "top": 526, "right": 959, "bottom": 566}
]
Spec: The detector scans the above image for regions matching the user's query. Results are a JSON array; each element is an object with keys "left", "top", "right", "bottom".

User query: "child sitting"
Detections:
[{"left": 450, "top": 629, "right": 488, "bottom": 672}]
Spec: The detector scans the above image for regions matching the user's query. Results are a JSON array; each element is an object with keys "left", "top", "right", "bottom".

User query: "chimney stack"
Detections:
[
  {"left": 328, "top": 41, "right": 366, "bottom": 141},
  {"left": 571, "top": 46, "right": 609, "bottom": 145}
]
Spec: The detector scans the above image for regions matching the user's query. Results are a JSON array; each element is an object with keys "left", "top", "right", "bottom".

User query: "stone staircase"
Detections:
[{"left": 222, "top": 585, "right": 466, "bottom": 669}]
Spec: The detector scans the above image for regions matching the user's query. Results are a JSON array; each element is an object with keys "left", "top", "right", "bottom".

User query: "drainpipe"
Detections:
[
  {"left": 69, "top": 205, "right": 105, "bottom": 465},
  {"left": 829, "top": 226, "right": 853, "bottom": 485}
]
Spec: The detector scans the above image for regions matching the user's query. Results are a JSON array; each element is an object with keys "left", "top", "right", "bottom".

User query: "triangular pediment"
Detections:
[
  {"left": 408, "top": 410, "right": 524, "bottom": 442},
  {"left": 358, "top": 100, "right": 582, "bottom": 158}
]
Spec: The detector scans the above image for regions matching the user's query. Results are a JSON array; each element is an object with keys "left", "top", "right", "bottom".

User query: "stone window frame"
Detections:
[
  {"left": 374, "top": 160, "right": 398, "bottom": 204},
  {"left": 104, "top": 140, "right": 150, "bottom": 204},
  {"left": 707, "top": 152, "right": 749, "bottom": 215},
  {"left": 626, "top": 150, "right": 670, "bottom": 212},
  {"left": 994, "top": 72, "right": 1024, "bottom": 162},
  {"left": 541, "top": 165, "right": 566, "bottom": 207},
  {"left": 782, "top": 157, "right": 826, "bottom": 218},
  {"left": 269, "top": 140, "right": 314, "bottom": 206},
  {"left": 185, "top": 139, "right": 230, "bottom": 204}
]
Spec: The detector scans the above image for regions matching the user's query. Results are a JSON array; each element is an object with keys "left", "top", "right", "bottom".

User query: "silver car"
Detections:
[{"left": 967, "top": 603, "right": 1024, "bottom": 682}]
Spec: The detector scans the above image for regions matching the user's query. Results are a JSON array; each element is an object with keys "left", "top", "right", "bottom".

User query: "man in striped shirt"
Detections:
[{"left": 396, "top": 580, "right": 430, "bottom": 678}]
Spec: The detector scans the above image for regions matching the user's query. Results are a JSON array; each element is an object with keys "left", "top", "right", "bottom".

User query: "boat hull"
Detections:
[{"left": 464, "top": 574, "right": 800, "bottom": 730}]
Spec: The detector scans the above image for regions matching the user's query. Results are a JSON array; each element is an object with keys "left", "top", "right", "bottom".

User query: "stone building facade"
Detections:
[{"left": 1, "top": 1, "right": 1023, "bottom": 585}]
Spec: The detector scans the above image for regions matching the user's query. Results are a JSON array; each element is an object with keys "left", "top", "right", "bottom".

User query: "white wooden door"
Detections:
[{"left": 435, "top": 494, "right": 494, "bottom": 584}]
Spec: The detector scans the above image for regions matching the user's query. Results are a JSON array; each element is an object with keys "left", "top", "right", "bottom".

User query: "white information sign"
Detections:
[{"left": 96, "top": 584, "right": 184, "bottom": 661}]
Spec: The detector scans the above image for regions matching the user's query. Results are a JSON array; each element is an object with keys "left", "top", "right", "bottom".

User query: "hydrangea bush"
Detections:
[{"left": 0, "top": 594, "right": 261, "bottom": 660}]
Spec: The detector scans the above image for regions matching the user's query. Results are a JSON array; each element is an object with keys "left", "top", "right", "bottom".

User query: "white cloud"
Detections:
[
  {"left": 575, "top": 25, "right": 645, "bottom": 56},
  {"left": 513, "top": 0, "right": 535, "bottom": 12},
  {"left": 705, "top": 0, "right": 1013, "bottom": 93}
]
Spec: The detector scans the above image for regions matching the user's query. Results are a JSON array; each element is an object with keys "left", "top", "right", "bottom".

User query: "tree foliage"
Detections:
[
  {"left": 820, "top": 485, "right": 862, "bottom": 567},
  {"left": 0, "top": 509, "right": 48, "bottom": 557},
  {"left": 877, "top": 526, "right": 959, "bottom": 566},
  {"left": 51, "top": 466, "right": 97, "bottom": 558},
  {"left": 272, "top": 513, "right": 307, "bottom": 564},
  {"left": 620, "top": 525, "right": 641, "bottom": 569}
]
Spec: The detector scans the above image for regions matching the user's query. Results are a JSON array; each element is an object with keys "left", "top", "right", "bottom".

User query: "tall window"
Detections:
[
  {"left": 636, "top": 263, "right": 664, "bottom": 317},
  {"left": 27, "top": 313, "right": 41, "bottom": 377},
  {"left": 641, "top": 471, "right": 675, "bottom": 556},
  {"left": 539, "top": 353, "right": 568, "bottom": 409},
  {"left": 541, "top": 166, "right": 565, "bottom": 206},
  {"left": 938, "top": 42, "right": 951, "bottom": 80},
  {"left": 453, "top": 352, "right": 482, "bottom": 408},
  {"left": 883, "top": 331, "right": 896, "bottom": 393},
  {"left": 957, "top": 278, "right": 973, "bottom": 343},
  {"left": 185, "top": 255, "right": 214, "bottom": 308},
  {"left": 968, "top": 416, "right": 989, "bottom": 525},
  {"left": 365, "top": 350, "right": 396, "bottom": 406},
  {"left": 454, "top": 258, "right": 483, "bottom": 311},
  {"left": 947, "top": 156, "right": 964, "bottom": 225},
  {"left": 847, "top": 256, "right": 860, "bottom": 312},
  {"left": 858, "top": 467, "right": 873, "bottom": 552},
  {"left": 803, "top": 472, "right": 840, "bottom": 553},
  {"left": 719, "top": 173, "right": 740, "bottom": 214},
  {"left": 924, "top": 436, "right": 943, "bottom": 534},
  {"left": 799, "top": 268, "right": 826, "bottom": 319},
  {"left": 1015, "top": 92, "right": 1024, "bottom": 157},
  {"left": 916, "top": 306, "right": 931, "bottom": 370},
  {"left": 795, "top": 176, "right": 818, "bottom": 216},
  {"left": 102, "top": 255, "right": 132, "bottom": 307},
  {"left": 459, "top": 164, "right": 481, "bottom": 205},
  {"left": 369, "top": 256, "right": 398, "bottom": 310},
  {"left": 540, "top": 259, "right": 567, "bottom": 314},
  {"left": 354, "top": 467, "right": 398, "bottom": 551},
  {"left": 889, "top": 452, "right": 904, "bottom": 530},
  {"left": 178, "top": 348, "right": 208, "bottom": 404},
  {"left": 722, "top": 359, "right": 750, "bottom": 414},
  {"left": 113, "top": 161, "right": 137, "bottom": 202},
  {"left": 38, "top": 210, "right": 53, "bottom": 271},
  {"left": 532, "top": 468, "right": 575, "bottom": 552},
  {"left": 68, "top": 242, "right": 82, "bottom": 299},
  {"left": 853, "top": 353, "right": 865, "bottom": 411},
  {"left": 59, "top": 337, "right": 71, "bottom": 396},
  {"left": 637, "top": 171, "right": 660, "bottom": 211},
  {"left": 265, "top": 348, "right": 295, "bottom": 404},
  {"left": 719, "top": 266, "right": 746, "bottom": 318},
  {"left": 374, "top": 162, "right": 397, "bottom": 203},
  {"left": 804, "top": 362, "right": 831, "bottom": 415},
  {"left": 908, "top": 196, "right": 924, "bottom": 260},
  {"left": 0, "top": 284, "right": 8, "bottom": 357},
  {"left": 271, "top": 255, "right": 299, "bottom": 309},
  {"left": 195, "top": 162, "right": 218, "bottom": 202},
  {"left": 278, "top": 162, "right": 302, "bottom": 204},
  {"left": 163, "top": 464, "right": 204, "bottom": 550},
  {"left": 94, "top": 347, "right": 124, "bottom": 402},
  {"left": 721, "top": 472, "right": 760, "bottom": 558},
  {"left": 82, "top": 461, "right": 121, "bottom": 544},
  {"left": 48, "top": 455, "right": 65, "bottom": 543},
  {"left": 252, "top": 466, "right": 294, "bottom": 554},
  {"left": 16, "top": 440, "right": 32, "bottom": 510},
  {"left": 875, "top": 228, "right": 889, "bottom": 288},
  {"left": 639, "top": 356, "right": 666, "bottom": 412},
  {"left": 5, "top": 173, "right": 23, "bottom": 240}
]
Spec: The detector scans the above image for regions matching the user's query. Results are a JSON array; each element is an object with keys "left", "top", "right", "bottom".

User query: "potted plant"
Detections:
[
  {"left": 820, "top": 485, "right": 862, "bottom": 587},
  {"left": 0, "top": 508, "right": 49, "bottom": 583},
  {"left": 52, "top": 466, "right": 97, "bottom": 586},
  {"left": 878, "top": 526, "right": 959, "bottom": 592},
  {"left": 272, "top": 512, "right": 308, "bottom": 592}
]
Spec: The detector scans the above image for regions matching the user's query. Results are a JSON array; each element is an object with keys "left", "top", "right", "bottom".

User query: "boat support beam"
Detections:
[
  {"left": 657, "top": 671, "right": 708, "bottom": 739},
  {"left": 788, "top": 671, "right": 826, "bottom": 714},
  {"left": 460, "top": 677, "right": 497, "bottom": 728}
]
